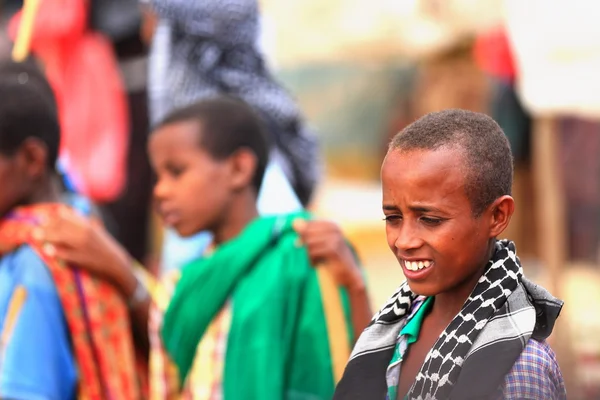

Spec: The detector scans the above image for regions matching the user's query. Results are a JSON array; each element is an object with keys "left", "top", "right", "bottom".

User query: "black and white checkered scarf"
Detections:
[
  {"left": 334, "top": 240, "right": 564, "bottom": 400},
  {"left": 147, "top": 0, "right": 319, "bottom": 206}
]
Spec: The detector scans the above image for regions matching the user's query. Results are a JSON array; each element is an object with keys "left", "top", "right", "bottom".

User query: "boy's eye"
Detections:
[
  {"left": 166, "top": 164, "right": 185, "bottom": 177},
  {"left": 420, "top": 216, "right": 443, "bottom": 226},
  {"left": 383, "top": 215, "right": 402, "bottom": 224}
]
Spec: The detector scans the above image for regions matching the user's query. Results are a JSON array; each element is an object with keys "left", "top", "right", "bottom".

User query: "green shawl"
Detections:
[{"left": 161, "top": 212, "right": 353, "bottom": 399}]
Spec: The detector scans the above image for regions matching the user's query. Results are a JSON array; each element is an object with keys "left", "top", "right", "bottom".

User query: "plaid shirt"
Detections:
[
  {"left": 386, "top": 298, "right": 567, "bottom": 400},
  {"left": 496, "top": 339, "right": 566, "bottom": 400}
]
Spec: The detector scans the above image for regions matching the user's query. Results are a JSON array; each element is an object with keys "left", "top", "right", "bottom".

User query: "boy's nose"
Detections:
[
  {"left": 393, "top": 225, "right": 423, "bottom": 252},
  {"left": 153, "top": 179, "right": 170, "bottom": 200}
]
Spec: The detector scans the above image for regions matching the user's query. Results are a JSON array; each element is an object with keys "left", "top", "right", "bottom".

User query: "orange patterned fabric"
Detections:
[{"left": 0, "top": 204, "right": 142, "bottom": 400}]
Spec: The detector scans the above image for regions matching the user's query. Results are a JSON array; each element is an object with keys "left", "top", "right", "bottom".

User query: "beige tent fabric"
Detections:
[
  {"left": 505, "top": 0, "right": 600, "bottom": 118},
  {"left": 260, "top": 0, "right": 503, "bottom": 65}
]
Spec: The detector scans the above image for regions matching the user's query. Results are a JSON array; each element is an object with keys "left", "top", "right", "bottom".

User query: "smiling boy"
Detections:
[{"left": 334, "top": 109, "right": 566, "bottom": 400}]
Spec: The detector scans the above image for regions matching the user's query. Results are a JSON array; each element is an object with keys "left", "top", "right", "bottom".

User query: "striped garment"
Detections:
[
  {"left": 385, "top": 297, "right": 566, "bottom": 399},
  {"left": 149, "top": 269, "right": 232, "bottom": 400},
  {"left": 0, "top": 205, "right": 142, "bottom": 400}
]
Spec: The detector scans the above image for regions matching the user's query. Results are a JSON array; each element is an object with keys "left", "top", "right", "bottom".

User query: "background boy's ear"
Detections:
[
  {"left": 488, "top": 195, "right": 515, "bottom": 238},
  {"left": 18, "top": 137, "right": 49, "bottom": 179},
  {"left": 228, "top": 148, "right": 258, "bottom": 191}
]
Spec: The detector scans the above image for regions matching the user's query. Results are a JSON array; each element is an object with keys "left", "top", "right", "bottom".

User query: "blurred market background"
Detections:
[{"left": 2, "top": 0, "right": 600, "bottom": 398}]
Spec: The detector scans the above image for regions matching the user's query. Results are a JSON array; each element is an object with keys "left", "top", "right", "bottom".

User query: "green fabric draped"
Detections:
[{"left": 162, "top": 212, "right": 352, "bottom": 399}]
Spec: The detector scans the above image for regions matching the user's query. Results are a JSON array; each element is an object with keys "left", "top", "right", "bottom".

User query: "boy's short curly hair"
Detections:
[
  {"left": 389, "top": 109, "right": 513, "bottom": 216},
  {"left": 157, "top": 96, "right": 271, "bottom": 193}
]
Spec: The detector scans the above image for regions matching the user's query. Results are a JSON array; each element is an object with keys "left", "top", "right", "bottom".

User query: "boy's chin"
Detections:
[
  {"left": 405, "top": 281, "right": 440, "bottom": 297},
  {"left": 168, "top": 222, "right": 205, "bottom": 238},
  {"left": 174, "top": 227, "right": 205, "bottom": 238}
]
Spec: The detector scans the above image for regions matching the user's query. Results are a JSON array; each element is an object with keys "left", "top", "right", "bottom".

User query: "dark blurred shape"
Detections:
[
  {"left": 558, "top": 119, "right": 600, "bottom": 263},
  {"left": 90, "top": 0, "right": 141, "bottom": 43},
  {"left": 90, "top": 1, "right": 153, "bottom": 264},
  {"left": 489, "top": 80, "right": 531, "bottom": 163},
  {"left": 473, "top": 27, "right": 530, "bottom": 162}
]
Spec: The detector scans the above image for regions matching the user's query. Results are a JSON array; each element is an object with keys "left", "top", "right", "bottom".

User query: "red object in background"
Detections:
[
  {"left": 473, "top": 27, "right": 516, "bottom": 83},
  {"left": 8, "top": 0, "right": 129, "bottom": 202}
]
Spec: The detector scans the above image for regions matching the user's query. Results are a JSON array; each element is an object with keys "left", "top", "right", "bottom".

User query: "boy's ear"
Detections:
[
  {"left": 488, "top": 195, "right": 515, "bottom": 238},
  {"left": 18, "top": 138, "right": 49, "bottom": 179},
  {"left": 228, "top": 148, "right": 258, "bottom": 191}
]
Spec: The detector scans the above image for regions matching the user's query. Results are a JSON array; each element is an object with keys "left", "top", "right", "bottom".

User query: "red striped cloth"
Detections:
[{"left": 0, "top": 204, "right": 143, "bottom": 400}]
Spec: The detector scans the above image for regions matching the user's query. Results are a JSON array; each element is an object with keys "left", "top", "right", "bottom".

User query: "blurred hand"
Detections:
[
  {"left": 294, "top": 218, "right": 372, "bottom": 338},
  {"left": 140, "top": 4, "right": 158, "bottom": 46},
  {"left": 293, "top": 219, "right": 363, "bottom": 290},
  {"left": 34, "top": 208, "right": 130, "bottom": 281}
]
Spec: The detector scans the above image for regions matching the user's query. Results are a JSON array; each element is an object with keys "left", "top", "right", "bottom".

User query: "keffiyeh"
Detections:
[{"left": 334, "top": 240, "right": 564, "bottom": 400}]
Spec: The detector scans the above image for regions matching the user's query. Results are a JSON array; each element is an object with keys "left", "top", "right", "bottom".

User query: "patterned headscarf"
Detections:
[
  {"left": 147, "top": 0, "right": 320, "bottom": 206},
  {"left": 335, "top": 240, "right": 564, "bottom": 400}
]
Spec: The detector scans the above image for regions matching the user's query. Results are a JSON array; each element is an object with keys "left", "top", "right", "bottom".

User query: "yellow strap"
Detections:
[
  {"left": 132, "top": 262, "right": 171, "bottom": 309},
  {"left": 316, "top": 266, "right": 350, "bottom": 384},
  {"left": 0, "top": 286, "right": 28, "bottom": 371},
  {"left": 12, "top": 0, "right": 41, "bottom": 62}
]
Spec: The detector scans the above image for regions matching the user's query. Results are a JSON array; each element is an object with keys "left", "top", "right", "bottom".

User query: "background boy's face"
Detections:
[
  {"left": 0, "top": 147, "right": 40, "bottom": 217},
  {"left": 149, "top": 121, "right": 233, "bottom": 237},
  {"left": 381, "top": 147, "right": 495, "bottom": 298}
]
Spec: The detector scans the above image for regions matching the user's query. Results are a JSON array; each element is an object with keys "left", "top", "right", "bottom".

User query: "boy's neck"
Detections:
[
  {"left": 26, "top": 172, "right": 63, "bottom": 205},
  {"left": 212, "top": 191, "right": 259, "bottom": 245},
  {"left": 429, "top": 242, "right": 495, "bottom": 326},
  {"left": 430, "top": 278, "right": 482, "bottom": 326}
]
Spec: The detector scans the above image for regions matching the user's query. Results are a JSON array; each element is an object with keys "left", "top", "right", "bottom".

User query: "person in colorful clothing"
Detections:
[
  {"left": 39, "top": 96, "right": 372, "bottom": 399},
  {"left": 334, "top": 109, "right": 566, "bottom": 400},
  {"left": 0, "top": 60, "right": 142, "bottom": 400}
]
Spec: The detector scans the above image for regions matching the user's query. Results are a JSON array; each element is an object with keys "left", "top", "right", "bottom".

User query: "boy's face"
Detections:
[
  {"left": 0, "top": 143, "right": 44, "bottom": 217},
  {"left": 381, "top": 147, "right": 502, "bottom": 297},
  {"left": 149, "top": 121, "right": 235, "bottom": 238},
  {"left": 0, "top": 155, "right": 26, "bottom": 216}
]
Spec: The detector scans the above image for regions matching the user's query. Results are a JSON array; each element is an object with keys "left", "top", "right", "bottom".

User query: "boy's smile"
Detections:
[
  {"left": 0, "top": 139, "right": 60, "bottom": 217},
  {"left": 400, "top": 258, "right": 434, "bottom": 281},
  {"left": 381, "top": 146, "right": 496, "bottom": 299}
]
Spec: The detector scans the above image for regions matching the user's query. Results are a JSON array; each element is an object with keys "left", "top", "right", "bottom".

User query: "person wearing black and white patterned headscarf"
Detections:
[{"left": 144, "top": 0, "right": 319, "bottom": 207}]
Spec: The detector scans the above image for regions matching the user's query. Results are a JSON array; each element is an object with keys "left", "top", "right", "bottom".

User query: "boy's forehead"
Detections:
[
  {"left": 156, "top": 119, "right": 202, "bottom": 136},
  {"left": 382, "top": 147, "right": 469, "bottom": 203},
  {"left": 151, "top": 120, "right": 202, "bottom": 148},
  {"left": 384, "top": 146, "right": 466, "bottom": 175}
]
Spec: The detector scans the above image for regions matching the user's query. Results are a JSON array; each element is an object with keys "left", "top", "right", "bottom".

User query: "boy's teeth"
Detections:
[{"left": 405, "top": 260, "right": 432, "bottom": 271}]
